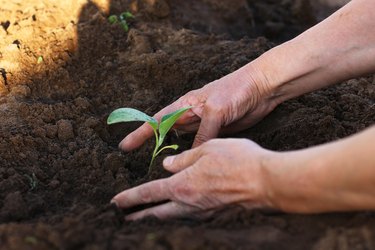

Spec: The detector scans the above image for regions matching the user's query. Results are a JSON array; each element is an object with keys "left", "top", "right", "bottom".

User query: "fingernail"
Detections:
[
  {"left": 110, "top": 199, "right": 119, "bottom": 207},
  {"left": 118, "top": 138, "right": 130, "bottom": 152},
  {"left": 163, "top": 156, "right": 175, "bottom": 167}
]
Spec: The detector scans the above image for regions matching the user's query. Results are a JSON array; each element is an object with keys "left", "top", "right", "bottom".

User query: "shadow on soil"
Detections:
[{"left": 0, "top": 0, "right": 374, "bottom": 249}]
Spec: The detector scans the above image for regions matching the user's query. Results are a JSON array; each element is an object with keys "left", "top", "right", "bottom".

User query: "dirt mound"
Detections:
[{"left": 0, "top": 0, "right": 374, "bottom": 249}]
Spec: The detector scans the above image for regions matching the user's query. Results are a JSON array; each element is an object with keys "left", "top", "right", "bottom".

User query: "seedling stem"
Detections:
[{"left": 107, "top": 107, "right": 192, "bottom": 174}]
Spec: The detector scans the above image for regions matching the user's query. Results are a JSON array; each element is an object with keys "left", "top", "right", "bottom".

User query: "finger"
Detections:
[
  {"left": 119, "top": 96, "right": 201, "bottom": 151},
  {"left": 174, "top": 110, "right": 201, "bottom": 125},
  {"left": 192, "top": 109, "right": 221, "bottom": 148},
  {"left": 125, "top": 201, "right": 199, "bottom": 220},
  {"left": 119, "top": 104, "right": 180, "bottom": 151},
  {"left": 219, "top": 114, "right": 264, "bottom": 136},
  {"left": 174, "top": 121, "right": 200, "bottom": 133},
  {"left": 119, "top": 122, "right": 154, "bottom": 151},
  {"left": 163, "top": 147, "right": 202, "bottom": 173},
  {"left": 111, "top": 179, "right": 171, "bottom": 208}
]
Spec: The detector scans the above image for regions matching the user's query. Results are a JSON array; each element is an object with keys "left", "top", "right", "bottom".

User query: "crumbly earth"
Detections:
[{"left": 0, "top": 0, "right": 374, "bottom": 249}]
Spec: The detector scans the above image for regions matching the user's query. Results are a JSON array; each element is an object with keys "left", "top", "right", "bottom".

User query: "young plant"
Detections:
[
  {"left": 37, "top": 56, "right": 44, "bottom": 64},
  {"left": 108, "top": 11, "right": 134, "bottom": 32},
  {"left": 107, "top": 106, "right": 192, "bottom": 173}
]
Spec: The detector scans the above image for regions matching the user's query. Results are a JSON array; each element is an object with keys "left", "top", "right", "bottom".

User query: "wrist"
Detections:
[
  {"left": 236, "top": 62, "right": 281, "bottom": 113},
  {"left": 260, "top": 148, "right": 327, "bottom": 213},
  {"left": 248, "top": 39, "right": 326, "bottom": 105}
]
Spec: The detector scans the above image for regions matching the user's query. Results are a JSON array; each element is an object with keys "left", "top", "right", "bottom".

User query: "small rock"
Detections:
[
  {"left": 74, "top": 97, "right": 90, "bottom": 110},
  {"left": 61, "top": 148, "right": 70, "bottom": 158},
  {"left": 105, "top": 61, "right": 113, "bottom": 68},
  {"left": 127, "top": 29, "right": 152, "bottom": 54},
  {"left": 68, "top": 142, "right": 77, "bottom": 152},
  {"left": 57, "top": 119, "right": 74, "bottom": 141},
  {"left": 48, "top": 143, "right": 62, "bottom": 154},
  {"left": 84, "top": 117, "right": 100, "bottom": 128},
  {"left": 33, "top": 127, "right": 46, "bottom": 138},
  {"left": 1, "top": 191, "right": 28, "bottom": 220},
  {"left": 48, "top": 180, "right": 60, "bottom": 189},
  {"left": 142, "top": 0, "right": 170, "bottom": 18},
  {"left": 45, "top": 124, "right": 58, "bottom": 138},
  {"left": 10, "top": 85, "right": 31, "bottom": 97},
  {"left": 6, "top": 168, "right": 16, "bottom": 176},
  {"left": 104, "top": 153, "right": 125, "bottom": 174}
]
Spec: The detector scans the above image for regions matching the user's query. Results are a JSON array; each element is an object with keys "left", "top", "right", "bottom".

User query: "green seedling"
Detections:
[
  {"left": 108, "top": 11, "right": 134, "bottom": 32},
  {"left": 120, "top": 11, "right": 134, "bottom": 20},
  {"left": 107, "top": 106, "right": 192, "bottom": 173},
  {"left": 37, "top": 56, "right": 43, "bottom": 64},
  {"left": 108, "top": 15, "right": 118, "bottom": 24}
]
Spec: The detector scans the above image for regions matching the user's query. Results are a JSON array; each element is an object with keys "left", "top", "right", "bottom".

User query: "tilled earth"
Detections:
[{"left": 0, "top": 0, "right": 374, "bottom": 249}]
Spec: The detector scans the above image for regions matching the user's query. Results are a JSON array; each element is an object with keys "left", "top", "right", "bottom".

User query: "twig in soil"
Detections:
[
  {"left": 0, "top": 68, "right": 8, "bottom": 86},
  {"left": 24, "top": 173, "right": 38, "bottom": 191}
]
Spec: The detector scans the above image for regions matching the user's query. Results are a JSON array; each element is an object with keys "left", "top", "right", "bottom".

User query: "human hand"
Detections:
[
  {"left": 112, "top": 139, "right": 276, "bottom": 220},
  {"left": 119, "top": 64, "right": 277, "bottom": 151}
]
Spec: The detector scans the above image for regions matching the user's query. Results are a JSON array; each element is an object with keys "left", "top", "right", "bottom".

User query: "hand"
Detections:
[
  {"left": 119, "top": 64, "right": 277, "bottom": 151},
  {"left": 112, "top": 139, "right": 276, "bottom": 220}
]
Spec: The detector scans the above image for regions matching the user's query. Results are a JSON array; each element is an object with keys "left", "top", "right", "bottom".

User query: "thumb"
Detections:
[
  {"left": 192, "top": 110, "right": 221, "bottom": 148},
  {"left": 163, "top": 147, "right": 202, "bottom": 173},
  {"left": 119, "top": 122, "right": 154, "bottom": 151}
]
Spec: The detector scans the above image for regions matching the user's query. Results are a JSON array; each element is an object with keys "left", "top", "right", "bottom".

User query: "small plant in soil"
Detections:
[
  {"left": 108, "top": 11, "right": 134, "bottom": 32},
  {"left": 107, "top": 107, "right": 192, "bottom": 173},
  {"left": 37, "top": 56, "right": 43, "bottom": 64}
]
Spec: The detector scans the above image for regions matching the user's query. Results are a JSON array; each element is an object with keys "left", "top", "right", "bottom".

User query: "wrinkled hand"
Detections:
[
  {"left": 112, "top": 139, "right": 275, "bottom": 220},
  {"left": 119, "top": 64, "right": 276, "bottom": 151}
]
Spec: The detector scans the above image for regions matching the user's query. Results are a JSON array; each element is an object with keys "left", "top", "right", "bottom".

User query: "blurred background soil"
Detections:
[{"left": 0, "top": 0, "right": 374, "bottom": 249}]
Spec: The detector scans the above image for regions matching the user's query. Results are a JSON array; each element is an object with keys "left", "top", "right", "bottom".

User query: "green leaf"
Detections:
[
  {"left": 108, "top": 15, "right": 118, "bottom": 24},
  {"left": 120, "top": 11, "right": 134, "bottom": 20},
  {"left": 155, "top": 144, "right": 179, "bottom": 158},
  {"left": 107, "top": 108, "right": 158, "bottom": 130},
  {"left": 120, "top": 21, "right": 129, "bottom": 32},
  {"left": 158, "top": 106, "right": 192, "bottom": 146},
  {"left": 37, "top": 56, "right": 43, "bottom": 64}
]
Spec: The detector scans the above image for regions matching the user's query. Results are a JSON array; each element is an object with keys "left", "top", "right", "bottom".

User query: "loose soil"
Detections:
[{"left": 0, "top": 0, "right": 374, "bottom": 249}]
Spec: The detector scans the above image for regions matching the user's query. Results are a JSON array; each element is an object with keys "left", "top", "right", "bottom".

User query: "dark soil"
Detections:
[{"left": 0, "top": 0, "right": 374, "bottom": 249}]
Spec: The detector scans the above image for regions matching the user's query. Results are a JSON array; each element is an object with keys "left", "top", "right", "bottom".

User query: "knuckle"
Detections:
[
  {"left": 205, "top": 99, "right": 225, "bottom": 113},
  {"left": 201, "top": 153, "right": 219, "bottom": 167},
  {"left": 185, "top": 90, "right": 198, "bottom": 97},
  {"left": 138, "top": 181, "right": 164, "bottom": 203},
  {"left": 171, "top": 172, "right": 196, "bottom": 200},
  {"left": 184, "top": 90, "right": 200, "bottom": 103},
  {"left": 174, "top": 183, "right": 193, "bottom": 198},
  {"left": 205, "top": 101, "right": 218, "bottom": 112},
  {"left": 209, "top": 138, "right": 225, "bottom": 146},
  {"left": 175, "top": 151, "right": 187, "bottom": 165},
  {"left": 170, "top": 171, "right": 206, "bottom": 209},
  {"left": 139, "top": 188, "right": 152, "bottom": 203},
  {"left": 201, "top": 139, "right": 219, "bottom": 150},
  {"left": 194, "top": 132, "right": 210, "bottom": 144}
]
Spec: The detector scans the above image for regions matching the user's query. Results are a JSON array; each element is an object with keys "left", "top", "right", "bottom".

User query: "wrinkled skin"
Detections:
[
  {"left": 113, "top": 0, "right": 375, "bottom": 220},
  {"left": 119, "top": 64, "right": 276, "bottom": 150},
  {"left": 113, "top": 139, "right": 274, "bottom": 220}
]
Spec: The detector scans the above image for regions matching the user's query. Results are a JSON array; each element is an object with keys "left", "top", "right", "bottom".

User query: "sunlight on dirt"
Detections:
[
  {"left": 0, "top": 0, "right": 374, "bottom": 249},
  {"left": 0, "top": 0, "right": 109, "bottom": 96}
]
